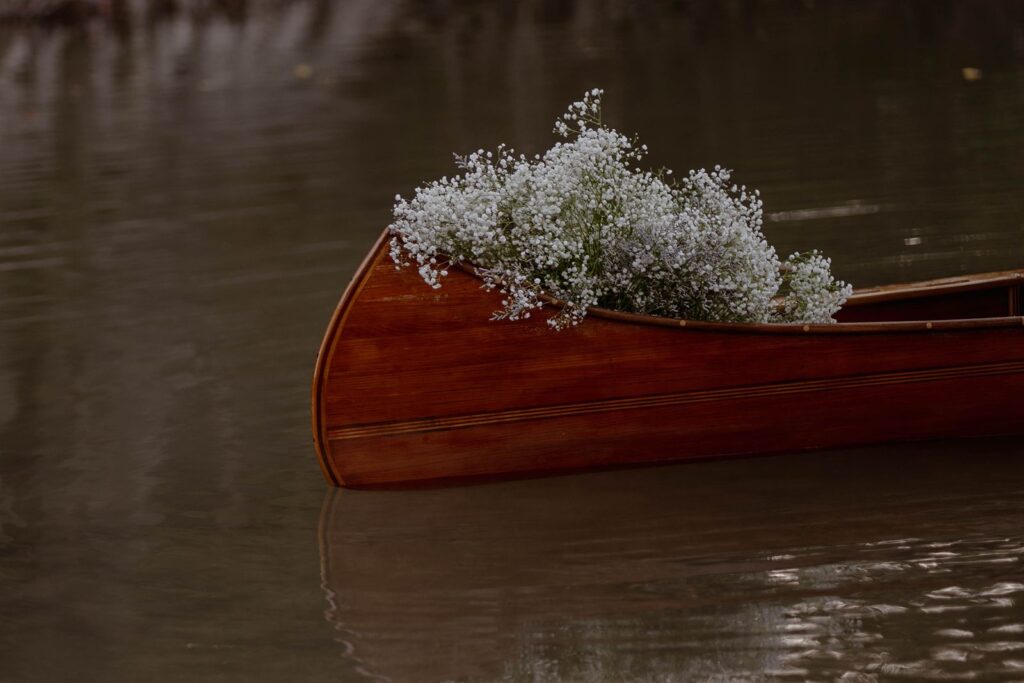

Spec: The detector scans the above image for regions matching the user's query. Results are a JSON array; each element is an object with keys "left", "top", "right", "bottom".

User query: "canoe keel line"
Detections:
[{"left": 313, "top": 231, "right": 1024, "bottom": 488}]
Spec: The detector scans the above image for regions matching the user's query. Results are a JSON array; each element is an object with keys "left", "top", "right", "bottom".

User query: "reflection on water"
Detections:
[
  {"left": 0, "top": 1, "right": 1023, "bottom": 680},
  {"left": 321, "top": 444, "right": 1024, "bottom": 682}
]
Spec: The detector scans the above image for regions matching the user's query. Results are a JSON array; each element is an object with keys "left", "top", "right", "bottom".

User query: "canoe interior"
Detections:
[
  {"left": 311, "top": 231, "right": 1024, "bottom": 488},
  {"left": 838, "top": 271, "right": 1023, "bottom": 322}
]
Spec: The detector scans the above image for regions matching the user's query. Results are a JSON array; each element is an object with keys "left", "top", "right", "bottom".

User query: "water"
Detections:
[
  {"left": 1, "top": 2, "right": 1022, "bottom": 680},
  {"left": 324, "top": 448, "right": 1024, "bottom": 682}
]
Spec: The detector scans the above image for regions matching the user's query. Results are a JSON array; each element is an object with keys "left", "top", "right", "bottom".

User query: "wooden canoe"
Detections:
[{"left": 312, "top": 230, "right": 1024, "bottom": 488}]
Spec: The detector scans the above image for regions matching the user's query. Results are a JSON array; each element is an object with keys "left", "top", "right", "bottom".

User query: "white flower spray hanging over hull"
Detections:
[{"left": 389, "top": 89, "right": 851, "bottom": 329}]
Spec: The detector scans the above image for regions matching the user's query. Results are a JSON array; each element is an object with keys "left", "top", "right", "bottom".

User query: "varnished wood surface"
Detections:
[{"left": 312, "top": 230, "right": 1024, "bottom": 488}]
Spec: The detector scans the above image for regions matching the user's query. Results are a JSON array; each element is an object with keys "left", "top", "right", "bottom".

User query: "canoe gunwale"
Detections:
[
  {"left": 450, "top": 259, "right": 1024, "bottom": 335},
  {"left": 845, "top": 271, "right": 1024, "bottom": 305},
  {"left": 580, "top": 301, "right": 1024, "bottom": 335}
]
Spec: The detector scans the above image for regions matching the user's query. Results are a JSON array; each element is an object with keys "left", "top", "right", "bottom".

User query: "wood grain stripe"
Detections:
[{"left": 328, "top": 360, "right": 1024, "bottom": 441}]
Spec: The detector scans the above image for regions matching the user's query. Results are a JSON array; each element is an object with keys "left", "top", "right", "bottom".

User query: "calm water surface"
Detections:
[{"left": 1, "top": 2, "right": 1023, "bottom": 681}]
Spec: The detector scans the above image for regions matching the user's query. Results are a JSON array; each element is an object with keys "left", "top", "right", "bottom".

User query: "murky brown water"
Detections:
[{"left": 1, "top": 2, "right": 1023, "bottom": 681}]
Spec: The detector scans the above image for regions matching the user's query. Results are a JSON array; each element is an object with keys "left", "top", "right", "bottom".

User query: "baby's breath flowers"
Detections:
[{"left": 389, "top": 89, "right": 851, "bottom": 329}]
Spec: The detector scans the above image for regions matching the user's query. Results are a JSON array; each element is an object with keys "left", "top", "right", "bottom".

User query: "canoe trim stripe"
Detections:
[{"left": 327, "top": 360, "right": 1024, "bottom": 441}]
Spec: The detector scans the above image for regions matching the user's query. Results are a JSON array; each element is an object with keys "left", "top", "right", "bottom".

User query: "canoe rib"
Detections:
[{"left": 312, "top": 230, "right": 1024, "bottom": 488}]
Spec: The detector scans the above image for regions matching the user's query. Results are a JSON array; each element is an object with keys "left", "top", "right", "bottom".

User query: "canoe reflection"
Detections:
[{"left": 318, "top": 440, "right": 1024, "bottom": 682}]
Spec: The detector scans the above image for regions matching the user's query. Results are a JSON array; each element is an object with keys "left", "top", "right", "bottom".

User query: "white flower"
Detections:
[{"left": 388, "top": 90, "right": 851, "bottom": 328}]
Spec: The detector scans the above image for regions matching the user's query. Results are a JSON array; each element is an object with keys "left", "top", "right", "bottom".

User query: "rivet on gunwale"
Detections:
[
  {"left": 802, "top": 325, "right": 810, "bottom": 332},
  {"left": 926, "top": 322, "right": 933, "bottom": 329},
  {"left": 679, "top": 320, "right": 686, "bottom": 327}
]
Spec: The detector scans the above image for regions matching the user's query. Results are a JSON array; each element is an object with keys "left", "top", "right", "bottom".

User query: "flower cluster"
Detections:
[{"left": 389, "top": 89, "right": 851, "bottom": 328}]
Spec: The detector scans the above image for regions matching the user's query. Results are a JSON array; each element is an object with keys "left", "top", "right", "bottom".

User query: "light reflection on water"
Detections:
[
  {"left": 1, "top": 1, "right": 1023, "bottom": 681},
  {"left": 322, "top": 445, "right": 1024, "bottom": 682}
]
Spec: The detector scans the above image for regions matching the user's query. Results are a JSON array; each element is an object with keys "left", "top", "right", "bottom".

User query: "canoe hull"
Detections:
[{"left": 313, "top": 232, "right": 1024, "bottom": 488}]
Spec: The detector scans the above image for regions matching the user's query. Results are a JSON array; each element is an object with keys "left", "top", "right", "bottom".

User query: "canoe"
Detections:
[{"left": 312, "top": 230, "right": 1024, "bottom": 488}]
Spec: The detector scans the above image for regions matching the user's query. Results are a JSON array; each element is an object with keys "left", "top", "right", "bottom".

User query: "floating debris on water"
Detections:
[{"left": 961, "top": 67, "right": 983, "bottom": 81}]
